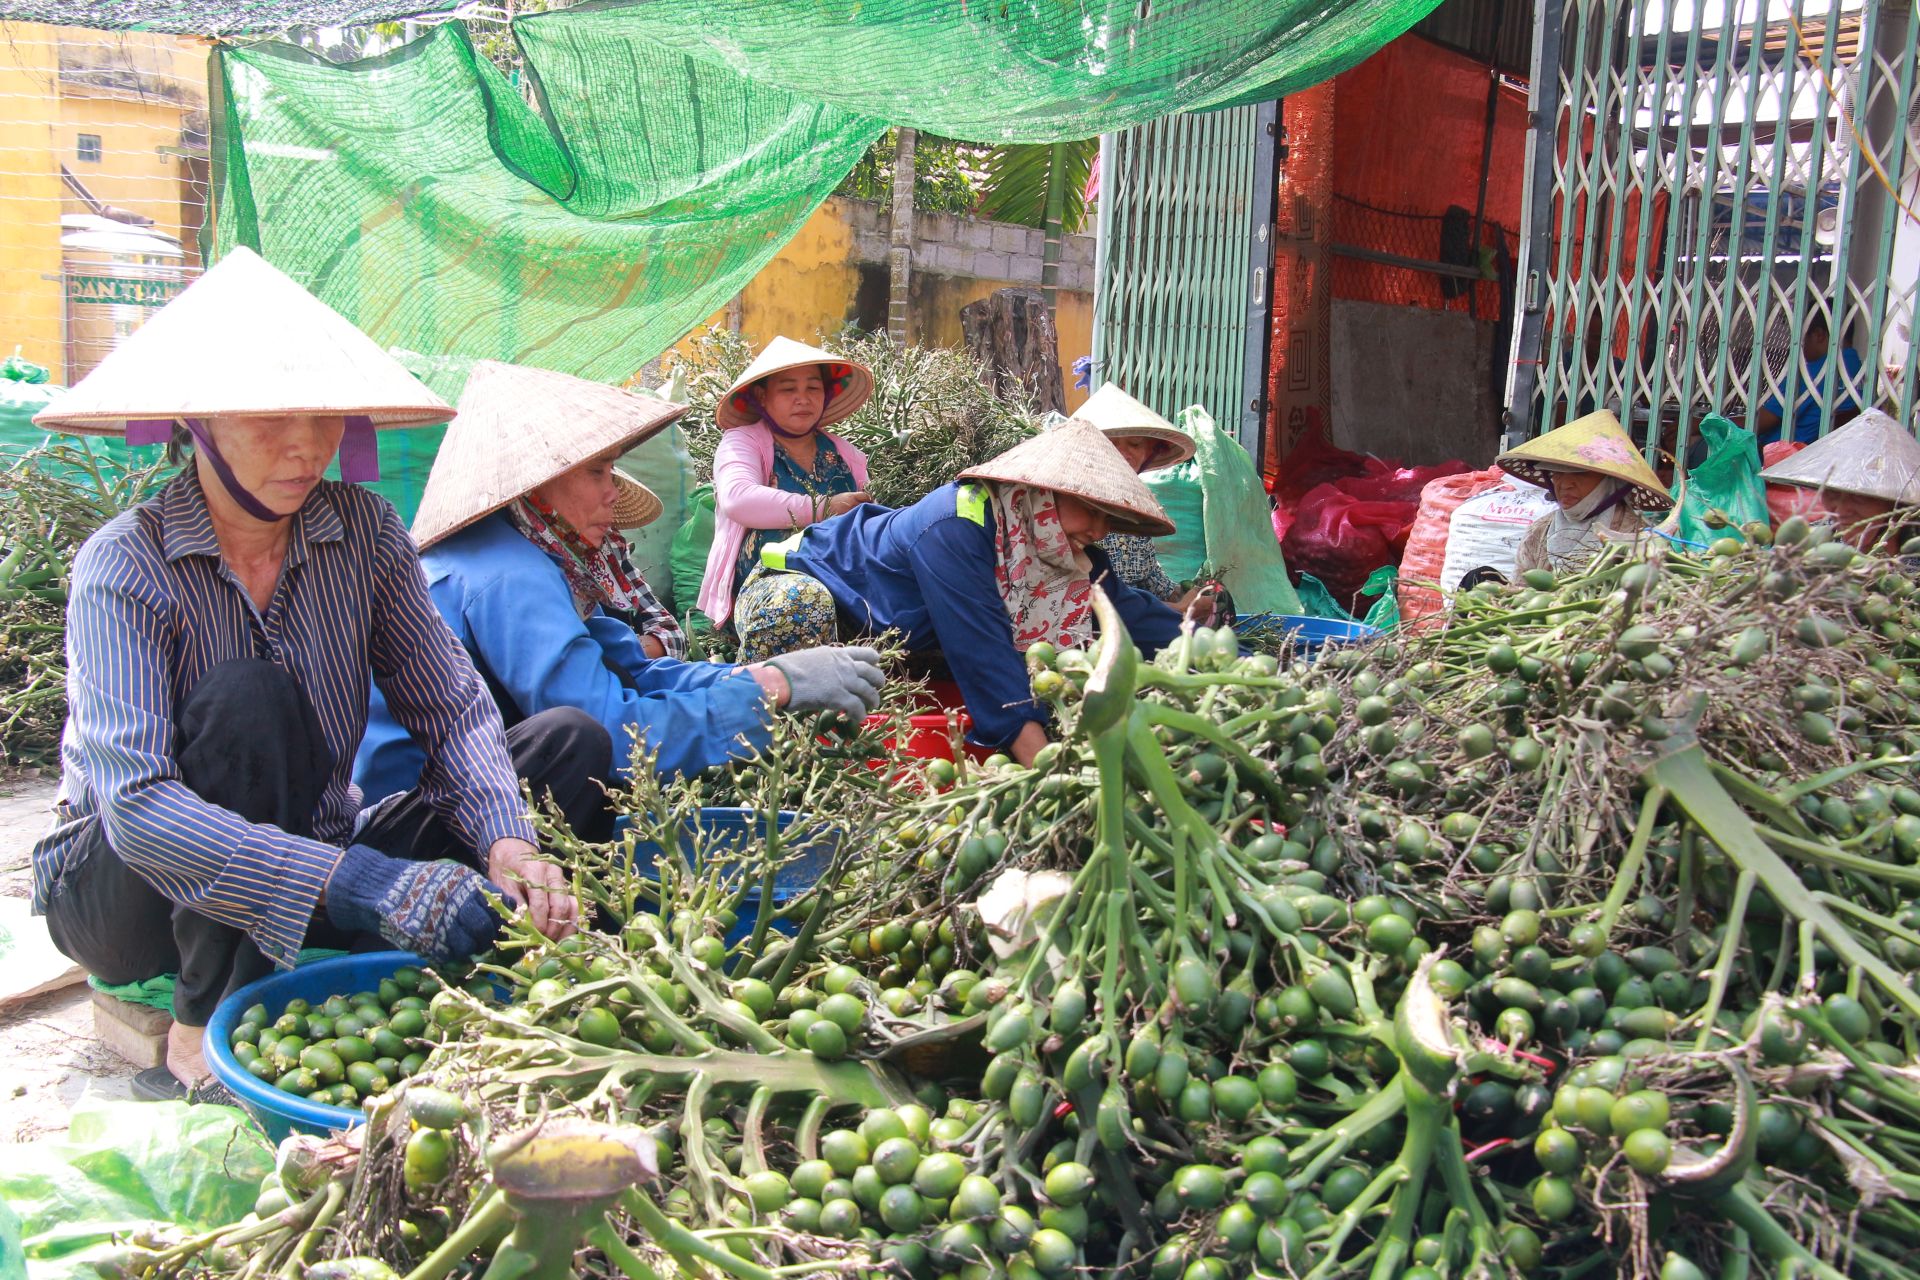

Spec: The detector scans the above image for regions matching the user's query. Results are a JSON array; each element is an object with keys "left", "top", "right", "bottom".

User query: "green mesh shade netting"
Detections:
[
  {"left": 549, "top": 0, "right": 1443, "bottom": 141},
  {"left": 215, "top": 0, "right": 1440, "bottom": 409},
  {"left": 216, "top": 22, "right": 879, "bottom": 400}
]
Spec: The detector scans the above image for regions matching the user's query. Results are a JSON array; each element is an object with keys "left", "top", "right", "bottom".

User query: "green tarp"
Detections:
[{"left": 214, "top": 0, "right": 1443, "bottom": 399}]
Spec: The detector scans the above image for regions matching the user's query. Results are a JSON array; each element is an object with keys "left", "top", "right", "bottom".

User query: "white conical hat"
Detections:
[
  {"left": 716, "top": 335, "right": 874, "bottom": 430},
  {"left": 412, "top": 361, "right": 686, "bottom": 549},
  {"left": 959, "top": 417, "right": 1175, "bottom": 537},
  {"left": 1069, "top": 383, "right": 1194, "bottom": 470},
  {"left": 1759, "top": 409, "right": 1920, "bottom": 506},
  {"left": 33, "top": 246, "right": 451, "bottom": 435}
]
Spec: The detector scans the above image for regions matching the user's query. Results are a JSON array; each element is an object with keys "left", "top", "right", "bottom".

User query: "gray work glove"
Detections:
[{"left": 768, "top": 645, "right": 886, "bottom": 721}]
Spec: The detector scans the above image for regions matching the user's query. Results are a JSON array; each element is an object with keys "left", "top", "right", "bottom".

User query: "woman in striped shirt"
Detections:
[{"left": 28, "top": 249, "right": 604, "bottom": 1101}]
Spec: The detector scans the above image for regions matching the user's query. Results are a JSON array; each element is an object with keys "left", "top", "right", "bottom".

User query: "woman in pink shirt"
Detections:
[{"left": 698, "top": 337, "right": 875, "bottom": 658}]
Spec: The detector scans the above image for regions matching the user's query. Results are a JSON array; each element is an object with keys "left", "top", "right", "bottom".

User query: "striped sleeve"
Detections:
[
  {"left": 365, "top": 502, "right": 536, "bottom": 855},
  {"left": 64, "top": 532, "right": 344, "bottom": 968}
]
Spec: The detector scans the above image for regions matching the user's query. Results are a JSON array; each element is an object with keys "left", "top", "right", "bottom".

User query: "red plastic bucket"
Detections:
[{"left": 863, "top": 680, "right": 993, "bottom": 764}]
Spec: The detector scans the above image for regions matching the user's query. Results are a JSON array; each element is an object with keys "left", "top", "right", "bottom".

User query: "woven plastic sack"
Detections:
[
  {"left": 1762, "top": 440, "right": 1824, "bottom": 526},
  {"left": 1438, "top": 475, "right": 1558, "bottom": 598},
  {"left": 1148, "top": 407, "right": 1301, "bottom": 615},
  {"left": 0, "top": 1099, "right": 271, "bottom": 1280},
  {"left": 1398, "top": 468, "right": 1507, "bottom": 625},
  {"left": 1674, "top": 415, "right": 1767, "bottom": 545},
  {"left": 670, "top": 485, "right": 718, "bottom": 626}
]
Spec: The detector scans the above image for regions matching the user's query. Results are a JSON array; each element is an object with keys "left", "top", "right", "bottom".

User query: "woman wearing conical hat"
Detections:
[
  {"left": 1070, "top": 383, "right": 1224, "bottom": 623},
  {"left": 1495, "top": 410, "right": 1674, "bottom": 575},
  {"left": 737, "top": 419, "right": 1184, "bottom": 765},
  {"left": 26, "top": 249, "right": 601, "bottom": 1101},
  {"left": 1758, "top": 408, "right": 1920, "bottom": 552},
  {"left": 354, "top": 361, "right": 885, "bottom": 802},
  {"left": 696, "top": 337, "right": 876, "bottom": 630}
]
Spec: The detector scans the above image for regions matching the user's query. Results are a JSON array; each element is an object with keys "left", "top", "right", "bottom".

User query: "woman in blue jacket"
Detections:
[
  {"left": 739, "top": 417, "right": 1182, "bottom": 765},
  {"left": 354, "top": 361, "right": 885, "bottom": 802}
]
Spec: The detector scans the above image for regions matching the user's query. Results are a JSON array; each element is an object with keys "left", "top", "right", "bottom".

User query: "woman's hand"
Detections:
[
  {"left": 1177, "top": 584, "right": 1220, "bottom": 624},
  {"left": 1010, "top": 722, "right": 1050, "bottom": 767},
  {"left": 824, "top": 491, "right": 872, "bottom": 518},
  {"left": 640, "top": 634, "right": 668, "bottom": 659},
  {"left": 486, "top": 838, "right": 579, "bottom": 940},
  {"left": 746, "top": 663, "right": 791, "bottom": 708}
]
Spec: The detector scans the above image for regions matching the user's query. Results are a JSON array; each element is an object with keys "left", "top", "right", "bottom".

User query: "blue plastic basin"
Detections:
[
  {"left": 203, "top": 950, "right": 421, "bottom": 1142},
  {"left": 1238, "top": 613, "right": 1381, "bottom": 652},
  {"left": 624, "top": 807, "right": 835, "bottom": 946}
]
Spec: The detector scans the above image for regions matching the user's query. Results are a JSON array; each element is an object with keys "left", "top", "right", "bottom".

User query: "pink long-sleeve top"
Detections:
[{"left": 697, "top": 420, "right": 871, "bottom": 626}]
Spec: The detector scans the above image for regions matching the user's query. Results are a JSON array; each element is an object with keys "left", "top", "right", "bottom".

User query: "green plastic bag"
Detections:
[
  {"left": 1144, "top": 407, "right": 1302, "bottom": 615},
  {"left": 1674, "top": 415, "right": 1768, "bottom": 546},
  {"left": 0, "top": 354, "right": 61, "bottom": 461},
  {"left": 1143, "top": 457, "right": 1206, "bottom": 583},
  {"left": 0, "top": 1099, "right": 272, "bottom": 1280},
  {"left": 670, "top": 484, "right": 718, "bottom": 628},
  {"left": 1295, "top": 573, "right": 1357, "bottom": 622},
  {"left": 621, "top": 421, "right": 697, "bottom": 601},
  {"left": 1359, "top": 565, "right": 1399, "bottom": 632}
]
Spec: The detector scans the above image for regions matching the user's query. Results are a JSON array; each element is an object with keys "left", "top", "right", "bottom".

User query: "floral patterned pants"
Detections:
[{"left": 732, "top": 567, "right": 841, "bottom": 662}]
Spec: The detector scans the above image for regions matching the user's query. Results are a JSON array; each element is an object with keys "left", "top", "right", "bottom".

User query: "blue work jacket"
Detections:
[
  {"left": 354, "top": 513, "right": 771, "bottom": 801},
  {"left": 778, "top": 482, "right": 1182, "bottom": 749}
]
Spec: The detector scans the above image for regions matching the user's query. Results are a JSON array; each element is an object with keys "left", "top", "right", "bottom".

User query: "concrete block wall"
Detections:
[{"left": 842, "top": 198, "right": 1095, "bottom": 294}]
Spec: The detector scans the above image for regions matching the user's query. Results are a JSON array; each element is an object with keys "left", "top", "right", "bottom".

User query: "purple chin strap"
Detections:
[
  {"left": 126, "top": 415, "right": 379, "bottom": 523},
  {"left": 741, "top": 390, "right": 818, "bottom": 441}
]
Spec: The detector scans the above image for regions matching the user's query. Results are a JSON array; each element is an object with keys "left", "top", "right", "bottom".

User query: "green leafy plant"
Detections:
[{"left": 834, "top": 131, "right": 984, "bottom": 219}]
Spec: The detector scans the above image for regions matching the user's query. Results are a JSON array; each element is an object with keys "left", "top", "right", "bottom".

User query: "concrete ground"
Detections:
[{"left": 0, "top": 771, "right": 137, "bottom": 1143}]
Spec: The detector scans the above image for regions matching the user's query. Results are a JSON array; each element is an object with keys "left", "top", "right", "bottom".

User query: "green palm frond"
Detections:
[{"left": 975, "top": 139, "right": 1096, "bottom": 234}]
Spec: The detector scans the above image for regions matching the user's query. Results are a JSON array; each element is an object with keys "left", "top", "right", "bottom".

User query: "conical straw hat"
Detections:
[
  {"left": 33, "top": 246, "right": 451, "bottom": 435},
  {"left": 960, "top": 416, "right": 1175, "bottom": 537},
  {"left": 1069, "top": 383, "right": 1195, "bottom": 470},
  {"left": 412, "top": 360, "right": 685, "bottom": 549},
  {"left": 716, "top": 335, "right": 874, "bottom": 430},
  {"left": 608, "top": 471, "right": 664, "bottom": 530},
  {"left": 1758, "top": 409, "right": 1920, "bottom": 506},
  {"left": 1495, "top": 410, "right": 1674, "bottom": 511}
]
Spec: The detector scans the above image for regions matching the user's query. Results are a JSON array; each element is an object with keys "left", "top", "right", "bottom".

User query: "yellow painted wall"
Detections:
[
  {"left": 0, "top": 24, "right": 66, "bottom": 377},
  {"left": 668, "top": 198, "right": 1091, "bottom": 414},
  {"left": 0, "top": 25, "right": 206, "bottom": 383},
  {"left": 911, "top": 272, "right": 1091, "bottom": 414},
  {"left": 737, "top": 201, "right": 862, "bottom": 349}
]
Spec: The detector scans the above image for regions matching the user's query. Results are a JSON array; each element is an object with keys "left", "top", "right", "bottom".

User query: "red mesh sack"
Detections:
[
  {"left": 1398, "top": 468, "right": 1508, "bottom": 625},
  {"left": 1271, "top": 422, "right": 1371, "bottom": 543},
  {"left": 1762, "top": 441, "right": 1823, "bottom": 526},
  {"left": 1332, "top": 460, "right": 1471, "bottom": 508},
  {"left": 1280, "top": 483, "right": 1413, "bottom": 611}
]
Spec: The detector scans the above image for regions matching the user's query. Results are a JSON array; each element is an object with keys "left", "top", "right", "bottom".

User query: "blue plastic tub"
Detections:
[
  {"left": 1238, "top": 613, "right": 1381, "bottom": 653},
  {"left": 624, "top": 807, "right": 836, "bottom": 947},
  {"left": 204, "top": 950, "right": 422, "bottom": 1142}
]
